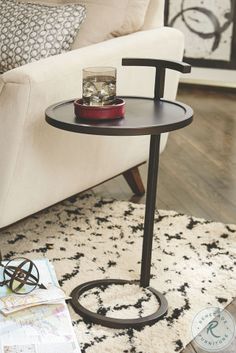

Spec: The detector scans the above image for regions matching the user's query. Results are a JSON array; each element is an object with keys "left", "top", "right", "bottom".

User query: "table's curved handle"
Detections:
[{"left": 122, "top": 58, "right": 191, "bottom": 100}]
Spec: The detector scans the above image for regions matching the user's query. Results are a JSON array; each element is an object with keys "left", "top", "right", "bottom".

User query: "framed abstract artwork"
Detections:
[{"left": 164, "top": 0, "right": 236, "bottom": 69}]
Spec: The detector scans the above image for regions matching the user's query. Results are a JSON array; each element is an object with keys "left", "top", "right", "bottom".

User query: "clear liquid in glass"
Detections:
[{"left": 83, "top": 75, "right": 116, "bottom": 106}]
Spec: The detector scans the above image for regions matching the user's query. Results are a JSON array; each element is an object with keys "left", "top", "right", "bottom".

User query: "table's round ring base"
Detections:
[{"left": 70, "top": 279, "right": 168, "bottom": 329}]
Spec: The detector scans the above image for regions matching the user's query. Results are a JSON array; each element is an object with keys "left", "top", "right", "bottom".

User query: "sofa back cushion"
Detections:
[
  {"left": 19, "top": 0, "right": 150, "bottom": 48},
  {"left": 142, "top": 0, "right": 165, "bottom": 29}
]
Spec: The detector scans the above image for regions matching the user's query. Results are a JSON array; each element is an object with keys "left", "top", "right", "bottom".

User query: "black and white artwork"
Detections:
[{"left": 165, "top": 0, "right": 236, "bottom": 69}]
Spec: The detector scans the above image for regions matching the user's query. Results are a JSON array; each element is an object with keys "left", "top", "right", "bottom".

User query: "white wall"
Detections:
[{"left": 181, "top": 67, "right": 236, "bottom": 88}]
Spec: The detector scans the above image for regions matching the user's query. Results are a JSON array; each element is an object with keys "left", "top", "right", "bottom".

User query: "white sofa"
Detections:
[{"left": 0, "top": 0, "right": 185, "bottom": 228}]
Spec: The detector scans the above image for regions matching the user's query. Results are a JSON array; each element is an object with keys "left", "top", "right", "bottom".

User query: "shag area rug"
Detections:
[{"left": 0, "top": 192, "right": 236, "bottom": 353}]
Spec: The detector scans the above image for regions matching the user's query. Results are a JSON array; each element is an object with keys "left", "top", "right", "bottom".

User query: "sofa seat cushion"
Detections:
[
  {"left": 19, "top": 0, "right": 150, "bottom": 48},
  {"left": 0, "top": 0, "right": 86, "bottom": 73}
]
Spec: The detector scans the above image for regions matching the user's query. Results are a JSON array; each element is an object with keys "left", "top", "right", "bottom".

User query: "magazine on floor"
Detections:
[{"left": 0, "top": 258, "right": 80, "bottom": 353}]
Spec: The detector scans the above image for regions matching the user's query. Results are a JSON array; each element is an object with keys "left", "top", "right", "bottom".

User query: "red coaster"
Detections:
[{"left": 74, "top": 98, "right": 125, "bottom": 121}]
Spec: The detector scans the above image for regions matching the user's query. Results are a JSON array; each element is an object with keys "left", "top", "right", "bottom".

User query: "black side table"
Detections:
[{"left": 45, "top": 58, "right": 193, "bottom": 329}]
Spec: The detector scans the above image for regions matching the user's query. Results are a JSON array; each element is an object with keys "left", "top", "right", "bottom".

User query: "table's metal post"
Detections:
[
  {"left": 140, "top": 134, "right": 160, "bottom": 288},
  {"left": 71, "top": 134, "right": 168, "bottom": 328}
]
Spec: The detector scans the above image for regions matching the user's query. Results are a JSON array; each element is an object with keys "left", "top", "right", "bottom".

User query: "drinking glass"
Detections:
[{"left": 82, "top": 67, "right": 116, "bottom": 106}]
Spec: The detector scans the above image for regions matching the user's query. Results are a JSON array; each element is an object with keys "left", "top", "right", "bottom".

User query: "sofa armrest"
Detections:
[
  {"left": 1, "top": 27, "right": 185, "bottom": 122},
  {"left": 2, "top": 27, "right": 184, "bottom": 94}
]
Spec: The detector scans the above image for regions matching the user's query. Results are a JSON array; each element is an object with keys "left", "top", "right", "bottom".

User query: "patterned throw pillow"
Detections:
[{"left": 0, "top": 0, "right": 86, "bottom": 73}]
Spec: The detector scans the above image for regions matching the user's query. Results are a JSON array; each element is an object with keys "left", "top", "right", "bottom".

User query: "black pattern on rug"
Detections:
[{"left": 0, "top": 192, "right": 236, "bottom": 353}]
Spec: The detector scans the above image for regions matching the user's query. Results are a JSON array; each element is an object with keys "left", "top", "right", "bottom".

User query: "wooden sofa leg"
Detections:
[{"left": 123, "top": 166, "right": 145, "bottom": 196}]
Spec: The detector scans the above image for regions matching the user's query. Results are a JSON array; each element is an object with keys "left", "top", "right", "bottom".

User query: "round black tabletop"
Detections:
[{"left": 45, "top": 97, "right": 193, "bottom": 136}]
